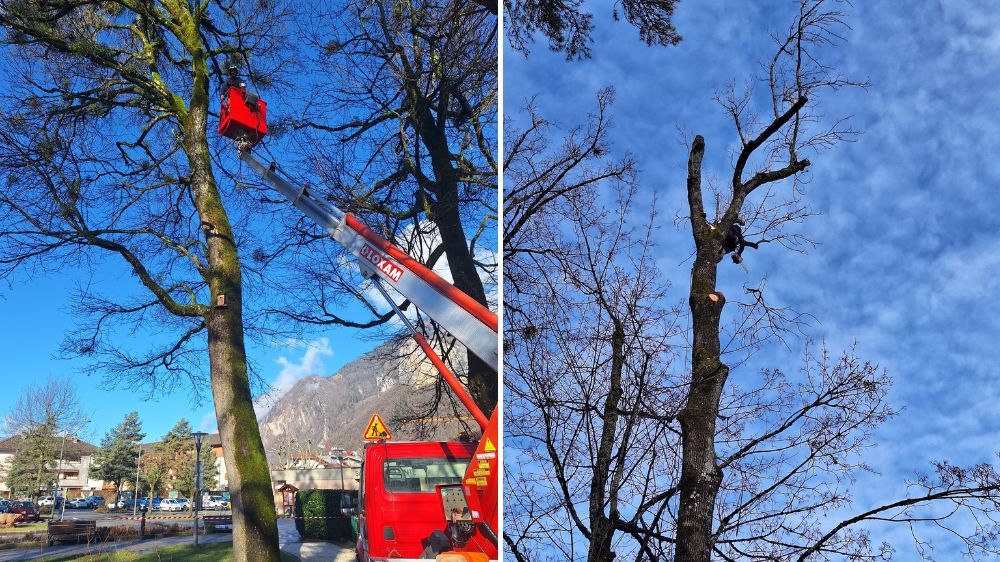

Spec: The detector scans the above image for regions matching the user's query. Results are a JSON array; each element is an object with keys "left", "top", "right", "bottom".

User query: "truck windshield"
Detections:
[{"left": 383, "top": 457, "right": 471, "bottom": 493}]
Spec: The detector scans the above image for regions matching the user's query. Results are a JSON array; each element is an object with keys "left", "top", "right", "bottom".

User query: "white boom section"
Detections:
[{"left": 240, "top": 151, "right": 499, "bottom": 372}]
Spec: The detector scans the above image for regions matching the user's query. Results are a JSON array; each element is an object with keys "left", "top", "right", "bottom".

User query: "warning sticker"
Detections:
[
  {"left": 362, "top": 413, "right": 392, "bottom": 441},
  {"left": 478, "top": 461, "right": 490, "bottom": 469},
  {"left": 474, "top": 469, "right": 491, "bottom": 477},
  {"left": 484, "top": 438, "right": 496, "bottom": 453},
  {"left": 475, "top": 477, "right": 488, "bottom": 487}
]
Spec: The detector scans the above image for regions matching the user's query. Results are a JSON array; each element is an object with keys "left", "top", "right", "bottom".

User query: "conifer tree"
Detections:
[{"left": 91, "top": 412, "right": 144, "bottom": 505}]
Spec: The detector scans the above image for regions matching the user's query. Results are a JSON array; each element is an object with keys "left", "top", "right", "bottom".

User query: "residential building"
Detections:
[{"left": 0, "top": 435, "right": 105, "bottom": 498}]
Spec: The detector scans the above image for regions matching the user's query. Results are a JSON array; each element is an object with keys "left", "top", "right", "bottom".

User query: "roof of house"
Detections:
[{"left": 0, "top": 435, "right": 98, "bottom": 460}]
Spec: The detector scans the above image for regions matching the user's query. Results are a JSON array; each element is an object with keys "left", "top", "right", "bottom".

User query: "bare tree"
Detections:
[
  {"left": 261, "top": 0, "right": 499, "bottom": 414},
  {"left": 676, "top": 2, "right": 1000, "bottom": 560},
  {"left": 504, "top": 1, "right": 1000, "bottom": 560},
  {"left": 504, "top": 93, "right": 686, "bottom": 561},
  {"left": 505, "top": 0, "right": 682, "bottom": 59},
  {"left": 0, "top": 2, "right": 291, "bottom": 558},
  {"left": 2, "top": 376, "right": 89, "bottom": 500},
  {"left": 3, "top": 376, "right": 89, "bottom": 438}
]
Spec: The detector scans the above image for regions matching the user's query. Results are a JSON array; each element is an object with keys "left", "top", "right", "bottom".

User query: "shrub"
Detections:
[
  {"left": 144, "top": 523, "right": 188, "bottom": 537},
  {"left": 94, "top": 525, "right": 137, "bottom": 542},
  {"left": 294, "top": 490, "right": 351, "bottom": 540}
]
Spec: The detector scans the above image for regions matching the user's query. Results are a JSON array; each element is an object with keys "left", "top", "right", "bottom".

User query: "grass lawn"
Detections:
[
  {"left": 0, "top": 521, "right": 47, "bottom": 534},
  {"left": 42, "top": 542, "right": 300, "bottom": 561}
]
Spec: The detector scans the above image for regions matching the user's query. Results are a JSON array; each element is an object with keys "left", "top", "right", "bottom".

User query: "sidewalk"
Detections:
[{"left": 278, "top": 519, "right": 355, "bottom": 561}]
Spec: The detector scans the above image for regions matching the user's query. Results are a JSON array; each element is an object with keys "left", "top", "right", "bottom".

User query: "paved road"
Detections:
[{"left": 42, "top": 508, "right": 234, "bottom": 529}]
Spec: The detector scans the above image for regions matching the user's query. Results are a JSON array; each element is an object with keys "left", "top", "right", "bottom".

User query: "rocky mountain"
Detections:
[{"left": 258, "top": 339, "right": 478, "bottom": 465}]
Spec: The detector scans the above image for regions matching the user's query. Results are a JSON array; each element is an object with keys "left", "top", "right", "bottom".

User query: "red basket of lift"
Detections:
[{"left": 219, "top": 85, "right": 267, "bottom": 147}]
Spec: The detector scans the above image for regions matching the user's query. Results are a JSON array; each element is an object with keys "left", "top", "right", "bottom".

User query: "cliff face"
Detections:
[{"left": 258, "top": 339, "right": 477, "bottom": 465}]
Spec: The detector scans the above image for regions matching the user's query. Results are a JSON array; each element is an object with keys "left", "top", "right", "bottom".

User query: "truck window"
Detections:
[{"left": 382, "top": 457, "right": 471, "bottom": 493}]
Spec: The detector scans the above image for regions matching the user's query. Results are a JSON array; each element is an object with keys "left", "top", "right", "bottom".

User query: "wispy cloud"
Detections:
[
  {"left": 197, "top": 411, "right": 217, "bottom": 434},
  {"left": 254, "top": 338, "right": 333, "bottom": 419},
  {"left": 507, "top": 0, "right": 1000, "bottom": 557}
]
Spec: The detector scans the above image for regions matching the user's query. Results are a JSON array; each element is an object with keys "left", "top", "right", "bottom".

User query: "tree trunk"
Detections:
[
  {"left": 430, "top": 187, "right": 497, "bottom": 414},
  {"left": 587, "top": 322, "right": 626, "bottom": 562},
  {"left": 413, "top": 89, "right": 497, "bottom": 415},
  {"left": 588, "top": 517, "right": 616, "bottom": 562},
  {"left": 184, "top": 59, "right": 280, "bottom": 562},
  {"left": 676, "top": 138, "right": 727, "bottom": 561}
]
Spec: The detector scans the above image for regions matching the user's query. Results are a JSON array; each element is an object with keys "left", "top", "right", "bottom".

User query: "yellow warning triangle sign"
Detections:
[
  {"left": 363, "top": 413, "right": 392, "bottom": 441},
  {"left": 484, "top": 438, "right": 496, "bottom": 453}
]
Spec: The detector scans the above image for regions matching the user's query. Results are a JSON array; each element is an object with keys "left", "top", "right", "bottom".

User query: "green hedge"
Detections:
[{"left": 293, "top": 490, "right": 352, "bottom": 540}]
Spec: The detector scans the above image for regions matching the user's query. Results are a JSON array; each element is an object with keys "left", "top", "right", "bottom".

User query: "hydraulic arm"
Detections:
[{"left": 220, "top": 81, "right": 499, "bottom": 556}]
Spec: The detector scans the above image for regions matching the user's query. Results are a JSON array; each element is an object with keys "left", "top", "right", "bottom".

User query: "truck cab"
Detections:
[{"left": 356, "top": 441, "right": 497, "bottom": 561}]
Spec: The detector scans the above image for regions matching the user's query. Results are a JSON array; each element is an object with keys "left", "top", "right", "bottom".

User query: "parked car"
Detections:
[
  {"left": 202, "top": 495, "right": 225, "bottom": 509},
  {"left": 176, "top": 498, "right": 191, "bottom": 510},
  {"left": 137, "top": 497, "right": 161, "bottom": 510},
  {"left": 159, "top": 498, "right": 186, "bottom": 512},
  {"left": 0, "top": 499, "right": 10, "bottom": 513},
  {"left": 67, "top": 498, "right": 90, "bottom": 509},
  {"left": 85, "top": 496, "right": 105, "bottom": 508},
  {"left": 9, "top": 501, "right": 40, "bottom": 521},
  {"left": 37, "top": 496, "right": 61, "bottom": 507}
]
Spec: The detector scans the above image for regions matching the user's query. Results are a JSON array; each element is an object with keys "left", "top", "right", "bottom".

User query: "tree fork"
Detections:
[{"left": 677, "top": 137, "right": 729, "bottom": 561}]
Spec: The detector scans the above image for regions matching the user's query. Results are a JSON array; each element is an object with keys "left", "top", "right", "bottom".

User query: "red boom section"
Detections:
[
  {"left": 463, "top": 409, "right": 499, "bottom": 536},
  {"left": 413, "top": 333, "right": 489, "bottom": 429},
  {"left": 344, "top": 214, "right": 499, "bottom": 333}
]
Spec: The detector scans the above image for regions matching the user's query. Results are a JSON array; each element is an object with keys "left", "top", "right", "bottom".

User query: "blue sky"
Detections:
[
  {"left": 0, "top": 259, "right": 372, "bottom": 444},
  {"left": 506, "top": 0, "right": 1000, "bottom": 556},
  {"left": 0, "top": 46, "right": 384, "bottom": 445}
]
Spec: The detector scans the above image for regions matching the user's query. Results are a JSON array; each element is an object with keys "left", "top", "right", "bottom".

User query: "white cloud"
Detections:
[
  {"left": 254, "top": 337, "right": 333, "bottom": 419},
  {"left": 197, "top": 411, "right": 217, "bottom": 433}
]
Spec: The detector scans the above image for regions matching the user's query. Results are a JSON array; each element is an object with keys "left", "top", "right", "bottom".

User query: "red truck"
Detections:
[{"left": 355, "top": 440, "right": 497, "bottom": 562}]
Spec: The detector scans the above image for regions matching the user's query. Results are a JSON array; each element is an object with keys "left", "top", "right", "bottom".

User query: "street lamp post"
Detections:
[
  {"left": 51, "top": 432, "right": 68, "bottom": 519},
  {"left": 192, "top": 431, "right": 207, "bottom": 547},
  {"left": 133, "top": 443, "right": 143, "bottom": 517},
  {"left": 332, "top": 448, "right": 346, "bottom": 490}
]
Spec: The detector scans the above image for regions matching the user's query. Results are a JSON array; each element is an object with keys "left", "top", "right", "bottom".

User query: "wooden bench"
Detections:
[
  {"left": 202, "top": 515, "right": 233, "bottom": 533},
  {"left": 46, "top": 520, "right": 97, "bottom": 546}
]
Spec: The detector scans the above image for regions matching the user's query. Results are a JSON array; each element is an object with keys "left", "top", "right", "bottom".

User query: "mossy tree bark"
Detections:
[
  {"left": 676, "top": 136, "right": 727, "bottom": 561},
  {"left": 677, "top": 110, "right": 808, "bottom": 560},
  {"left": 183, "top": 44, "right": 280, "bottom": 562}
]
